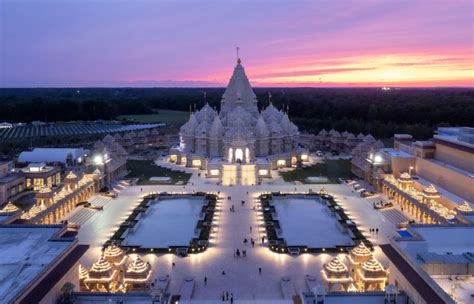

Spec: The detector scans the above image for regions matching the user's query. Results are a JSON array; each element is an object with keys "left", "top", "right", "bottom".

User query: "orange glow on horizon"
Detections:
[{"left": 192, "top": 51, "right": 474, "bottom": 87}]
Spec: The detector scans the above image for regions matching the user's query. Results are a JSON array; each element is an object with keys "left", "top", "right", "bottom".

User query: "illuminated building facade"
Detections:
[{"left": 170, "top": 57, "right": 307, "bottom": 184}]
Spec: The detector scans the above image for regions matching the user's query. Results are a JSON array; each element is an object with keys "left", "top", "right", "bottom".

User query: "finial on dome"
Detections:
[
  {"left": 236, "top": 46, "right": 241, "bottom": 64},
  {"left": 268, "top": 92, "right": 272, "bottom": 105},
  {"left": 203, "top": 91, "right": 207, "bottom": 104}
]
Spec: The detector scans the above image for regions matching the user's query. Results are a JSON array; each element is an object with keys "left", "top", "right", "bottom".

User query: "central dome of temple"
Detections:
[{"left": 177, "top": 58, "right": 300, "bottom": 162}]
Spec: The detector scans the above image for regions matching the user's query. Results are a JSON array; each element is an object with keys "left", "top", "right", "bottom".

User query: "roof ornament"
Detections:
[
  {"left": 203, "top": 91, "right": 208, "bottom": 104},
  {"left": 236, "top": 46, "right": 241, "bottom": 64},
  {"left": 268, "top": 92, "right": 272, "bottom": 105}
]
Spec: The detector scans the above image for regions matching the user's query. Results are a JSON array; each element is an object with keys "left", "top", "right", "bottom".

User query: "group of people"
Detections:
[
  {"left": 221, "top": 291, "right": 234, "bottom": 303},
  {"left": 369, "top": 227, "right": 379, "bottom": 234},
  {"left": 234, "top": 248, "right": 248, "bottom": 257}
]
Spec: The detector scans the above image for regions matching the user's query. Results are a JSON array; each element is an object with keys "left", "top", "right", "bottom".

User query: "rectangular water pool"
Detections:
[
  {"left": 397, "top": 230, "right": 413, "bottom": 238},
  {"left": 123, "top": 197, "right": 205, "bottom": 248},
  {"left": 273, "top": 197, "right": 354, "bottom": 248}
]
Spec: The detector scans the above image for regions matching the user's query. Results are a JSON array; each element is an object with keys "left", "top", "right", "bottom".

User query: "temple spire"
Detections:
[
  {"left": 203, "top": 91, "right": 207, "bottom": 104},
  {"left": 268, "top": 92, "right": 272, "bottom": 105},
  {"left": 236, "top": 46, "right": 241, "bottom": 64}
]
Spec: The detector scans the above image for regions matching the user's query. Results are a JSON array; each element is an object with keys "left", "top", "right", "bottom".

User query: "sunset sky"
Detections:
[{"left": 1, "top": 0, "right": 473, "bottom": 87}]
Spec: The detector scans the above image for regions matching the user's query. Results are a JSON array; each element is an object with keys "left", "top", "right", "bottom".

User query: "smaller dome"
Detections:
[
  {"left": 88, "top": 254, "right": 114, "bottom": 280},
  {"left": 180, "top": 113, "right": 198, "bottom": 135},
  {"left": 39, "top": 187, "right": 52, "bottom": 194},
  {"left": 373, "top": 140, "right": 385, "bottom": 150},
  {"left": 65, "top": 171, "right": 78, "bottom": 180},
  {"left": 322, "top": 256, "right": 351, "bottom": 281},
  {"left": 457, "top": 201, "right": 472, "bottom": 212},
  {"left": 397, "top": 172, "right": 413, "bottom": 184},
  {"left": 256, "top": 115, "right": 269, "bottom": 138},
  {"left": 103, "top": 134, "right": 115, "bottom": 143},
  {"left": 269, "top": 121, "right": 284, "bottom": 136},
  {"left": 195, "top": 121, "right": 210, "bottom": 137},
  {"left": 361, "top": 256, "right": 387, "bottom": 279},
  {"left": 0, "top": 202, "right": 19, "bottom": 213},
  {"left": 364, "top": 134, "right": 376, "bottom": 143},
  {"left": 351, "top": 242, "right": 372, "bottom": 258},
  {"left": 423, "top": 184, "right": 439, "bottom": 196},
  {"left": 357, "top": 133, "right": 365, "bottom": 140},
  {"left": 319, "top": 129, "right": 328, "bottom": 136},
  {"left": 346, "top": 133, "right": 356, "bottom": 139},
  {"left": 209, "top": 116, "right": 224, "bottom": 138},
  {"left": 124, "top": 257, "right": 153, "bottom": 283},
  {"left": 79, "top": 264, "right": 89, "bottom": 280}
]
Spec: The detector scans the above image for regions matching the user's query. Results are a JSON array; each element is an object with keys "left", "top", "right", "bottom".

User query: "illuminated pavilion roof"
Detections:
[
  {"left": 457, "top": 201, "right": 473, "bottom": 212},
  {"left": 322, "top": 256, "right": 350, "bottom": 279},
  {"left": 124, "top": 256, "right": 152, "bottom": 283},
  {"left": 423, "top": 184, "right": 440, "bottom": 196},
  {"left": 78, "top": 264, "right": 89, "bottom": 280},
  {"left": 0, "top": 202, "right": 19, "bottom": 213},
  {"left": 360, "top": 256, "right": 388, "bottom": 280},
  {"left": 397, "top": 172, "right": 413, "bottom": 183},
  {"left": 87, "top": 254, "right": 116, "bottom": 281},
  {"left": 65, "top": 171, "right": 78, "bottom": 180},
  {"left": 349, "top": 242, "right": 372, "bottom": 264},
  {"left": 104, "top": 244, "right": 126, "bottom": 266}
]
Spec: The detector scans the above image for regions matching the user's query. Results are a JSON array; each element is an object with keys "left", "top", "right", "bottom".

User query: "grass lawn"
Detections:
[
  {"left": 117, "top": 109, "right": 189, "bottom": 126},
  {"left": 126, "top": 160, "right": 191, "bottom": 185},
  {"left": 280, "top": 159, "right": 353, "bottom": 183}
]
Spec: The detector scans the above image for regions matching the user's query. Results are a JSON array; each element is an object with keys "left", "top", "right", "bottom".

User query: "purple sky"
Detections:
[{"left": 1, "top": 0, "right": 473, "bottom": 87}]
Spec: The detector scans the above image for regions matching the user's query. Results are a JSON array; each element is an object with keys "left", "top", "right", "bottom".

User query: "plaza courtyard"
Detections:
[{"left": 74, "top": 159, "right": 402, "bottom": 302}]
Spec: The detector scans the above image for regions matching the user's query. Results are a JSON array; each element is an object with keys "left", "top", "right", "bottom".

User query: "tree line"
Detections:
[{"left": 0, "top": 87, "right": 473, "bottom": 139}]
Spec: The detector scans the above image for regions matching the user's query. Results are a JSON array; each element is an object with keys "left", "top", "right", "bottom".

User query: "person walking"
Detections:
[
  {"left": 261, "top": 236, "right": 265, "bottom": 244},
  {"left": 243, "top": 250, "right": 246, "bottom": 257},
  {"left": 204, "top": 276, "right": 207, "bottom": 286},
  {"left": 226, "top": 291, "right": 229, "bottom": 301},
  {"left": 259, "top": 267, "right": 262, "bottom": 274},
  {"left": 250, "top": 225, "right": 252, "bottom": 233},
  {"left": 251, "top": 239, "right": 255, "bottom": 247},
  {"left": 172, "top": 262, "right": 175, "bottom": 268}
]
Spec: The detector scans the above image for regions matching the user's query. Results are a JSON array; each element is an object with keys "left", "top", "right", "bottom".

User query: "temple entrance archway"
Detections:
[{"left": 235, "top": 149, "right": 243, "bottom": 162}]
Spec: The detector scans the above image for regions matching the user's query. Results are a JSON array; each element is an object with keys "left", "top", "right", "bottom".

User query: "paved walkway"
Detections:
[{"left": 75, "top": 163, "right": 401, "bottom": 301}]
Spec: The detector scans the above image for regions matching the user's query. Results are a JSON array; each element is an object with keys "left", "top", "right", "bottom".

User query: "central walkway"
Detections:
[{"left": 76, "top": 167, "right": 402, "bottom": 302}]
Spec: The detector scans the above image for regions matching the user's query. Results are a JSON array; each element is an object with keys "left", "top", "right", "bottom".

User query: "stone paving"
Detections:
[{"left": 76, "top": 162, "right": 401, "bottom": 301}]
